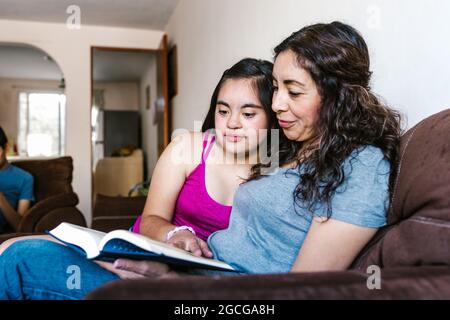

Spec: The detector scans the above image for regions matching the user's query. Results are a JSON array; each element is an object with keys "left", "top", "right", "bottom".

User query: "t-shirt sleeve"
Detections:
[
  {"left": 19, "top": 173, "right": 35, "bottom": 202},
  {"left": 316, "top": 146, "right": 390, "bottom": 228}
]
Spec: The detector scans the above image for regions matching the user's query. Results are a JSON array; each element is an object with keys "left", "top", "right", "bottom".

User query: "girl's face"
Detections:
[
  {"left": 272, "top": 50, "right": 322, "bottom": 142},
  {"left": 214, "top": 78, "right": 269, "bottom": 158}
]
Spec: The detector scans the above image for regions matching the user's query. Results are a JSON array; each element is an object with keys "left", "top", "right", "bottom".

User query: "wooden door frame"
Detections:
[
  {"left": 158, "top": 34, "right": 170, "bottom": 148},
  {"left": 89, "top": 41, "right": 169, "bottom": 214}
]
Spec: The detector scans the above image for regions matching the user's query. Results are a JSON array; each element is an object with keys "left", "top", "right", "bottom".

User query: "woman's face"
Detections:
[
  {"left": 214, "top": 78, "right": 269, "bottom": 158},
  {"left": 272, "top": 50, "right": 322, "bottom": 142}
]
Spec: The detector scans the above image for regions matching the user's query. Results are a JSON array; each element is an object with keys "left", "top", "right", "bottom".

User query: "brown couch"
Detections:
[
  {"left": 91, "top": 193, "right": 146, "bottom": 232},
  {"left": 0, "top": 157, "right": 86, "bottom": 243},
  {"left": 86, "top": 109, "right": 450, "bottom": 300}
]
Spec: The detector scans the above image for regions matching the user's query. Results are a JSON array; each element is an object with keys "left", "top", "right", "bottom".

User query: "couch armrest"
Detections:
[
  {"left": 85, "top": 266, "right": 450, "bottom": 300},
  {"left": 31, "top": 207, "right": 87, "bottom": 233},
  {"left": 17, "top": 193, "right": 80, "bottom": 232}
]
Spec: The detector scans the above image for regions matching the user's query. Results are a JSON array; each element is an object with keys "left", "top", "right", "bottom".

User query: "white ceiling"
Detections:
[
  {"left": 0, "top": 44, "right": 155, "bottom": 81},
  {"left": 93, "top": 49, "right": 155, "bottom": 81},
  {"left": 0, "top": 0, "right": 179, "bottom": 30}
]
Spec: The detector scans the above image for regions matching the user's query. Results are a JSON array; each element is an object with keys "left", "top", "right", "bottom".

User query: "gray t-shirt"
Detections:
[{"left": 207, "top": 145, "right": 390, "bottom": 274}]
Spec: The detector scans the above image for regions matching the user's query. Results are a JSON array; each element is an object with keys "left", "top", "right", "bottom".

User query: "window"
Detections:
[{"left": 18, "top": 92, "right": 66, "bottom": 157}]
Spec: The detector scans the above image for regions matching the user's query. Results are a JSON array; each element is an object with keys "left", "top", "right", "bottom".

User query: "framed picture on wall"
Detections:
[
  {"left": 168, "top": 45, "right": 178, "bottom": 99},
  {"left": 145, "top": 85, "right": 151, "bottom": 110}
]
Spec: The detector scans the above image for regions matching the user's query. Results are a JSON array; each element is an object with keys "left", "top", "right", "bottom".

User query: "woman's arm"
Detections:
[{"left": 290, "top": 217, "right": 378, "bottom": 272}]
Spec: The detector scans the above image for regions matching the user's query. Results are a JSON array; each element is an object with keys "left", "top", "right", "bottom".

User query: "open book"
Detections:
[{"left": 47, "top": 223, "right": 236, "bottom": 272}]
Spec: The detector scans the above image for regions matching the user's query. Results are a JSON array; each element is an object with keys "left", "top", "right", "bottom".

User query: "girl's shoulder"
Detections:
[{"left": 169, "top": 131, "right": 210, "bottom": 169}]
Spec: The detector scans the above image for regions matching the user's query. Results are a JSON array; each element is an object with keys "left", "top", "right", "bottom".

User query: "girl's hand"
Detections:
[{"left": 166, "top": 230, "right": 213, "bottom": 258}]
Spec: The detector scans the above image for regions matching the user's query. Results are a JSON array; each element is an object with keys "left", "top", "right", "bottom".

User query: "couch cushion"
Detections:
[
  {"left": 91, "top": 194, "right": 146, "bottom": 232},
  {"left": 352, "top": 109, "right": 450, "bottom": 270},
  {"left": 11, "top": 157, "right": 74, "bottom": 202}
]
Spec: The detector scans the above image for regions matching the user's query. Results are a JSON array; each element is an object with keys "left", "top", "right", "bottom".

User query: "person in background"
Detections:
[{"left": 0, "top": 127, "right": 34, "bottom": 233}]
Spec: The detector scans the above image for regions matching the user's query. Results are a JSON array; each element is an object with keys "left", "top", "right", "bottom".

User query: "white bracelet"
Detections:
[{"left": 166, "top": 225, "right": 196, "bottom": 242}]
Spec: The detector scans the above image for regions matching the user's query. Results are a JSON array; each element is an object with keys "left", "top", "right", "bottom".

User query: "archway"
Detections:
[{"left": 0, "top": 42, "right": 66, "bottom": 159}]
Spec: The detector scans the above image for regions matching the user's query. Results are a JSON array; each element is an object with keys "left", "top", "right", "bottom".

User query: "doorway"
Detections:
[
  {"left": 0, "top": 43, "right": 66, "bottom": 160},
  {"left": 90, "top": 36, "right": 170, "bottom": 202}
]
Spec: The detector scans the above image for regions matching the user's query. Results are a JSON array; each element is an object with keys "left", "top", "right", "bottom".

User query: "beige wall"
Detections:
[
  {"left": 0, "top": 19, "right": 164, "bottom": 224},
  {"left": 166, "top": 0, "right": 450, "bottom": 132},
  {"left": 94, "top": 81, "right": 140, "bottom": 111},
  {"left": 139, "top": 55, "right": 159, "bottom": 179},
  {"left": 0, "top": 78, "right": 61, "bottom": 143}
]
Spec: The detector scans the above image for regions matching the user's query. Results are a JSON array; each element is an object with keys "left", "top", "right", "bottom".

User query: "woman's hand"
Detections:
[
  {"left": 95, "top": 259, "right": 171, "bottom": 279},
  {"left": 166, "top": 230, "right": 213, "bottom": 258}
]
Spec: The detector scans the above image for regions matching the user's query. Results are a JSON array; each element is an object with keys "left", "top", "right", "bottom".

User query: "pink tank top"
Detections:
[{"left": 131, "top": 132, "right": 232, "bottom": 241}]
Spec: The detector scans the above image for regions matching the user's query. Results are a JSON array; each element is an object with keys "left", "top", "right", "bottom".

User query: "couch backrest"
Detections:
[
  {"left": 91, "top": 194, "right": 146, "bottom": 232},
  {"left": 11, "top": 156, "right": 74, "bottom": 202},
  {"left": 351, "top": 109, "right": 450, "bottom": 270}
]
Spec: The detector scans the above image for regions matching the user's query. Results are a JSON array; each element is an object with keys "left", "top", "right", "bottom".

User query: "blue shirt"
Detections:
[
  {"left": 207, "top": 145, "right": 390, "bottom": 274},
  {"left": 0, "top": 164, "right": 34, "bottom": 230}
]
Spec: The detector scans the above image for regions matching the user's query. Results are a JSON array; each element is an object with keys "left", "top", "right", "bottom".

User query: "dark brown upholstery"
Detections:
[
  {"left": 91, "top": 194, "right": 146, "bottom": 232},
  {"left": 86, "top": 109, "right": 450, "bottom": 299},
  {"left": 351, "top": 109, "right": 450, "bottom": 271},
  {"left": 12, "top": 156, "right": 75, "bottom": 202},
  {"left": 0, "top": 157, "right": 86, "bottom": 242},
  {"left": 87, "top": 266, "right": 450, "bottom": 300}
]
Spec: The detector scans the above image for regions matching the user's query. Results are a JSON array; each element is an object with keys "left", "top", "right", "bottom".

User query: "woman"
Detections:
[{"left": 0, "top": 21, "right": 402, "bottom": 299}]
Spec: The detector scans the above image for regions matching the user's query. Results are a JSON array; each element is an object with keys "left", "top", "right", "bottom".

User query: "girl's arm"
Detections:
[
  {"left": 139, "top": 132, "right": 196, "bottom": 242},
  {"left": 140, "top": 132, "right": 212, "bottom": 258}
]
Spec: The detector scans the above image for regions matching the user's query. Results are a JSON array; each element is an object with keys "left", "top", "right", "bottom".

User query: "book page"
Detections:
[
  {"left": 49, "top": 223, "right": 107, "bottom": 259},
  {"left": 99, "top": 230, "right": 235, "bottom": 271}
]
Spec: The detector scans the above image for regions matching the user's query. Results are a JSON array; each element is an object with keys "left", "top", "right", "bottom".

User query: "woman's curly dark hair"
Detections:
[{"left": 249, "top": 21, "right": 403, "bottom": 218}]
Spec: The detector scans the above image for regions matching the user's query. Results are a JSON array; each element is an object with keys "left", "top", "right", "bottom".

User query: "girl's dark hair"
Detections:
[
  {"left": 201, "top": 58, "right": 277, "bottom": 132},
  {"left": 0, "top": 127, "right": 7, "bottom": 149},
  {"left": 258, "top": 21, "right": 402, "bottom": 218}
]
